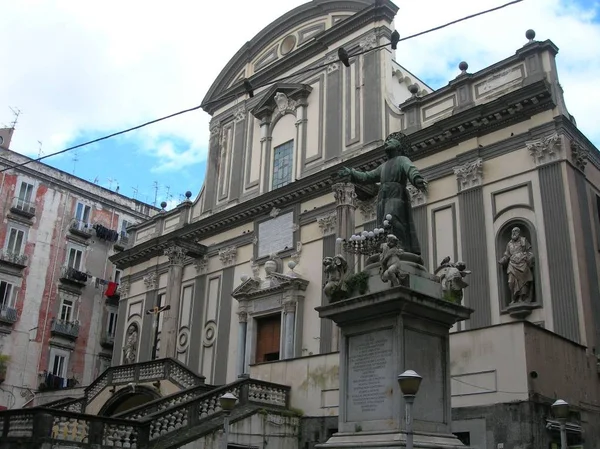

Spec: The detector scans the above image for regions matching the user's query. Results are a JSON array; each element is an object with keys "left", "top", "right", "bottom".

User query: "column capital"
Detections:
[
  {"left": 283, "top": 300, "right": 297, "bottom": 314},
  {"left": 453, "top": 158, "right": 484, "bottom": 192},
  {"left": 332, "top": 182, "right": 357, "bottom": 208},
  {"left": 164, "top": 245, "right": 187, "bottom": 266},
  {"left": 143, "top": 272, "right": 158, "bottom": 290}
]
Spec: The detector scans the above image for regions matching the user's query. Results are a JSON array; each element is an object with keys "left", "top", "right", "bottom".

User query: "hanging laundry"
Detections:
[{"left": 105, "top": 282, "right": 118, "bottom": 297}]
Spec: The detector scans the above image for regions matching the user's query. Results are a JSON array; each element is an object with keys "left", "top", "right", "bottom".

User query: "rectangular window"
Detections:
[
  {"left": 255, "top": 314, "right": 281, "bottom": 363},
  {"left": 51, "top": 354, "right": 66, "bottom": 377},
  {"left": 17, "top": 182, "right": 34, "bottom": 204},
  {"left": 67, "top": 248, "right": 83, "bottom": 271},
  {"left": 272, "top": 140, "right": 294, "bottom": 190},
  {"left": 75, "top": 202, "right": 91, "bottom": 224},
  {"left": 6, "top": 228, "right": 25, "bottom": 256},
  {"left": 114, "top": 269, "right": 122, "bottom": 284},
  {"left": 0, "top": 281, "right": 15, "bottom": 308},
  {"left": 121, "top": 219, "right": 132, "bottom": 237},
  {"left": 107, "top": 310, "right": 118, "bottom": 337},
  {"left": 59, "top": 298, "right": 74, "bottom": 322}
]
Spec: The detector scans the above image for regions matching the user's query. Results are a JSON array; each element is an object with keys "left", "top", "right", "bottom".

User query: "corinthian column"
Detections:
[
  {"left": 160, "top": 245, "right": 187, "bottom": 359},
  {"left": 333, "top": 182, "right": 357, "bottom": 256}
]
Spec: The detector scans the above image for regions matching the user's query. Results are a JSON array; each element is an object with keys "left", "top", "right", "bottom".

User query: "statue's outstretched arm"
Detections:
[
  {"left": 338, "top": 165, "right": 382, "bottom": 184},
  {"left": 401, "top": 156, "right": 428, "bottom": 192}
]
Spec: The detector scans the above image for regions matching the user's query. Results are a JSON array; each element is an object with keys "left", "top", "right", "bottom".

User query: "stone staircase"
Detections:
[{"left": 0, "top": 360, "right": 292, "bottom": 449}]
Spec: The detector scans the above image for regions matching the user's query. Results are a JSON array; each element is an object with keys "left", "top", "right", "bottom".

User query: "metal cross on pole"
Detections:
[{"left": 146, "top": 304, "right": 171, "bottom": 360}]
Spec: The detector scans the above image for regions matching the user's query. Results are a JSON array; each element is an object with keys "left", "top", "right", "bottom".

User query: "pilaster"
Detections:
[{"left": 160, "top": 245, "right": 187, "bottom": 359}]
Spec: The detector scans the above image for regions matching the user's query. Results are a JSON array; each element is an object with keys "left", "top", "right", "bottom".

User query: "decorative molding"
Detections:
[
  {"left": 164, "top": 245, "right": 187, "bottom": 266},
  {"left": 143, "top": 272, "right": 158, "bottom": 290},
  {"left": 283, "top": 300, "right": 297, "bottom": 314},
  {"left": 291, "top": 241, "right": 302, "bottom": 264},
  {"left": 406, "top": 185, "right": 427, "bottom": 207},
  {"left": 219, "top": 246, "right": 237, "bottom": 266},
  {"left": 194, "top": 255, "right": 209, "bottom": 274},
  {"left": 332, "top": 182, "right": 357, "bottom": 207},
  {"left": 325, "top": 55, "right": 339, "bottom": 73},
  {"left": 119, "top": 280, "right": 130, "bottom": 299},
  {"left": 453, "top": 158, "right": 484, "bottom": 192},
  {"left": 359, "top": 32, "right": 377, "bottom": 51},
  {"left": 238, "top": 301, "right": 249, "bottom": 323},
  {"left": 252, "top": 235, "right": 258, "bottom": 246},
  {"left": 357, "top": 198, "right": 376, "bottom": 221},
  {"left": 269, "top": 207, "right": 281, "bottom": 218},
  {"left": 233, "top": 106, "right": 246, "bottom": 123},
  {"left": 250, "top": 258, "right": 260, "bottom": 279},
  {"left": 209, "top": 121, "right": 221, "bottom": 137},
  {"left": 274, "top": 92, "right": 297, "bottom": 113},
  {"left": 526, "top": 133, "right": 560, "bottom": 166},
  {"left": 316, "top": 213, "right": 337, "bottom": 236},
  {"left": 571, "top": 140, "right": 588, "bottom": 172}
]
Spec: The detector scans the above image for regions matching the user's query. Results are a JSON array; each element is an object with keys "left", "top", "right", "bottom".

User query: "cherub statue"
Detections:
[
  {"left": 323, "top": 254, "right": 349, "bottom": 300},
  {"left": 434, "top": 257, "right": 471, "bottom": 304},
  {"left": 379, "top": 235, "right": 406, "bottom": 286}
]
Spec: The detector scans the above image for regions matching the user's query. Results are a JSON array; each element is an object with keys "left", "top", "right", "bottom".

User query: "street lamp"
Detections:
[
  {"left": 552, "top": 399, "right": 569, "bottom": 449},
  {"left": 219, "top": 392, "right": 238, "bottom": 449},
  {"left": 398, "top": 370, "right": 423, "bottom": 449}
]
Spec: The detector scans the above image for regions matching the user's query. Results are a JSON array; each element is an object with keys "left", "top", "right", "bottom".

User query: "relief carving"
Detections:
[
  {"left": 406, "top": 185, "right": 427, "bottom": 207},
  {"left": 325, "top": 54, "right": 339, "bottom": 73},
  {"left": 359, "top": 33, "right": 377, "bottom": 51},
  {"left": 571, "top": 140, "right": 588, "bottom": 172},
  {"left": 332, "top": 182, "right": 357, "bottom": 207},
  {"left": 219, "top": 246, "right": 238, "bottom": 266},
  {"left": 356, "top": 199, "right": 376, "bottom": 221},
  {"left": 274, "top": 92, "right": 297, "bottom": 113},
  {"left": 164, "top": 245, "right": 187, "bottom": 266},
  {"left": 194, "top": 255, "right": 209, "bottom": 274},
  {"left": 122, "top": 323, "right": 139, "bottom": 365},
  {"left": 453, "top": 158, "right": 484, "bottom": 192},
  {"left": 526, "top": 133, "right": 560, "bottom": 166},
  {"left": 143, "top": 272, "right": 158, "bottom": 290},
  {"left": 316, "top": 213, "right": 337, "bottom": 236}
]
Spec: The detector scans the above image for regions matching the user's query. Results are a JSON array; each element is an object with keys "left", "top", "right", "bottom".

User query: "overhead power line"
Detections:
[{"left": 0, "top": 0, "right": 524, "bottom": 174}]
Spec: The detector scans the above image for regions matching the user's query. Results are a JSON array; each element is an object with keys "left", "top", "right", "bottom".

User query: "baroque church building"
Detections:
[{"left": 3, "top": 1, "right": 600, "bottom": 448}]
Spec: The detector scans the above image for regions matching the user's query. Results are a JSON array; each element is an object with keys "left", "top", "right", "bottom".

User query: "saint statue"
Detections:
[
  {"left": 338, "top": 132, "right": 427, "bottom": 256},
  {"left": 498, "top": 226, "right": 535, "bottom": 304},
  {"left": 123, "top": 324, "right": 139, "bottom": 365}
]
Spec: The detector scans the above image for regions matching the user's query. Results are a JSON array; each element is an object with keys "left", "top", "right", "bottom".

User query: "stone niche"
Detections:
[
  {"left": 496, "top": 219, "right": 541, "bottom": 319},
  {"left": 232, "top": 262, "right": 309, "bottom": 373}
]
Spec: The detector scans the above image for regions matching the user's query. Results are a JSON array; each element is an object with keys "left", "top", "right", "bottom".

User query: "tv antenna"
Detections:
[
  {"left": 153, "top": 181, "right": 159, "bottom": 206},
  {"left": 37, "top": 141, "right": 44, "bottom": 158},
  {"left": 93, "top": 176, "right": 99, "bottom": 184},
  {"left": 72, "top": 150, "right": 79, "bottom": 175},
  {"left": 8, "top": 107, "right": 21, "bottom": 129},
  {"left": 132, "top": 186, "right": 139, "bottom": 200},
  {"left": 107, "top": 178, "right": 116, "bottom": 190}
]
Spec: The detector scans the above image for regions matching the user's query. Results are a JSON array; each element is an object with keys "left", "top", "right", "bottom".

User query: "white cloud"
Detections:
[{"left": 1, "top": 0, "right": 598, "bottom": 174}]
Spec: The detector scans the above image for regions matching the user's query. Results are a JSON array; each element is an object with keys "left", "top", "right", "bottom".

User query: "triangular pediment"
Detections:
[
  {"left": 250, "top": 83, "right": 312, "bottom": 119},
  {"left": 232, "top": 271, "right": 309, "bottom": 300}
]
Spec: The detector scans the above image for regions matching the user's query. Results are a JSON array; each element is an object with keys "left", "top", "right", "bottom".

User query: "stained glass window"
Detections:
[{"left": 272, "top": 140, "right": 294, "bottom": 190}]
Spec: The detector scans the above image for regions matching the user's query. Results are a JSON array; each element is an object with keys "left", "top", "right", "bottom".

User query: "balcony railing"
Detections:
[
  {"left": 68, "top": 219, "right": 92, "bottom": 238},
  {"left": 0, "top": 250, "right": 28, "bottom": 267},
  {"left": 51, "top": 319, "right": 80, "bottom": 340},
  {"left": 100, "top": 332, "right": 115, "bottom": 348},
  {"left": 0, "top": 305, "right": 17, "bottom": 324},
  {"left": 60, "top": 266, "right": 88, "bottom": 285},
  {"left": 10, "top": 197, "right": 36, "bottom": 218}
]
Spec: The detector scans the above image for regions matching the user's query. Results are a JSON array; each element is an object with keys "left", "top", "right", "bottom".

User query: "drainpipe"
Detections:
[{"left": 37, "top": 191, "right": 70, "bottom": 373}]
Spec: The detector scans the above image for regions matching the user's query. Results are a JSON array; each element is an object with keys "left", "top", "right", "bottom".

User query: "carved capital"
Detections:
[
  {"left": 209, "top": 121, "right": 221, "bottom": 137},
  {"left": 526, "top": 133, "right": 560, "bottom": 166},
  {"left": 194, "top": 255, "right": 209, "bottom": 274},
  {"left": 219, "top": 246, "right": 237, "bottom": 266},
  {"left": 325, "top": 54, "right": 339, "bottom": 73},
  {"left": 406, "top": 185, "right": 427, "bottom": 207},
  {"left": 238, "top": 301, "right": 249, "bottom": 323},
  {"left": 356, "top": 198, "right": 376, "bottom": 221},
  {"left": 164, "top": 245, "right": 187, "bottom": 266},
  {"left": 571, "top": 140, "right": 588, "bottom": 172},
  {"left": 269, "top": 207, "right": 281, "bottom": 218},
  {"left": 119, "top": 280, "right": 130, "bottom": 299},
  {"left": 143, "top": 272, "right": 158, "bottom": 290},
  {"left": 233, "top": 105, "right": 246, "bottom": 123},
  {"left": 359, "top": 33, "right": 377, "bottom": 51},
  {"left": 453, "top": 158, "right": 484, "bottom": 192},
  {"left": 316, "top": 213, "right": 337, "bottom": 236},
  {"left": 332, "top": 182, "right": 357, "bottom": 207},
  {"left": 283, "top": 300, "right": 297, "bottom": 314}
]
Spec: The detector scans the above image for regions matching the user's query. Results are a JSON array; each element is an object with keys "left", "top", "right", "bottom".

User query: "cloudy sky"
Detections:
[{"left": 1, "top": 0, "right": 599, "bottom": 208}]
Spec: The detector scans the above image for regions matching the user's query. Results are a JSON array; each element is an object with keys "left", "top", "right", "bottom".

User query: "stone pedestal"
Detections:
[{"left": 316, "top": 272, "right": 472, "bottom": 448}]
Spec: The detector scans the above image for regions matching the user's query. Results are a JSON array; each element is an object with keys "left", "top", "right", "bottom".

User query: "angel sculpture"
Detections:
[
  {"left": 323, "top": 254, "right": 349, "bottom": 301},
  {"left": 434, "top": 257, "right": 471, "bottom": 304},
  {"left": 379, "top": 235, "right": 406, "bottom": 286}
]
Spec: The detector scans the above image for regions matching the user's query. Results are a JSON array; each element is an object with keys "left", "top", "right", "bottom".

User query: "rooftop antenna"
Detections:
[
  {"left": 153, "top": 181, "right": 159, "bottom": 207},
  {"left": 132, "top": 186, "right": 139, "bottom": 200},
  {"left": 37, "top": 141, "right": 44, "bottom": 158},
  {"left": 8, "top": 107, "right": 21, "bottom": 129},
  {"left": 107, "top": 178, "right": 116, "bottom": 190},
  {"left": 165, "top": 185, "right": 173, "bottom": 204},
  {"left": 72, "top": 150, "right": 79, "bottom": 175},
  {"left": 93, "top": 176, "right": 99, "bottom": 184}
]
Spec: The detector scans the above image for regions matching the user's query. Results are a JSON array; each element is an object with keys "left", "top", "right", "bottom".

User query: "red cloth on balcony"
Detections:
[{"left": 105, "top": 282, "right": 118, "bottom": 297}]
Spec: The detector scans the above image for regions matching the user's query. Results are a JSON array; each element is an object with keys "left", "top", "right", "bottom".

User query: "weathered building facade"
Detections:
[
  {"left": 0, "top": 131, "right": 158, "bottom": 409},
  {"left": 2, "top": 0, "right": 600, "bottom": 448}
]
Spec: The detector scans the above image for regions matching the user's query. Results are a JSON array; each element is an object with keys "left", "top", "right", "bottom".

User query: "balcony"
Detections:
[
  {"left": 68, "top": 219, "right": 92, "bottom": 239},
  {"left": 100, "top": 332, "right": 115, "bottom": 349},
  {"left": 9, "top": 197, "right": 36, "bottom": 219},
  {"left": 50, "top": 318, "right": 80, "bottom": 340},
  {"left": 0, "top": 306, "right": 17, "bottom": 324},
  {"left": 113, "top": 232, "right": 130, "bottom": 251},
  {"left": 59, "top": 266, "right": 88, "bottom": 286},
  {"left": 0, "top": 250, "right": 28, "bottom": 269}
]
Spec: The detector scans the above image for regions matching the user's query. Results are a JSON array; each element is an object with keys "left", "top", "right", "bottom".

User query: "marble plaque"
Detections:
[
  {"left": 258, "top": 212, "right": 294, "bottom": 258},
  {"left": 346, "top": 328, "right": 394, "bottom": 422}
]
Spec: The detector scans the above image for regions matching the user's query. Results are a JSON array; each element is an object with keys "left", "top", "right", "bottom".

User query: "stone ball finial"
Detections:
[
  {"left": 288, "top": 260, "right": 297, "bottom": 271},
  {"left": 458, "top": 61, "right": 468, "bottom": 73},
  {"left": 408, "top": 84, "right": 419, "bottom": 96},
  {"left": 185, "top": 191, "right": 192, "bottom": 199},
  {"left": 240, "top": 274, "right": 249, "bottom": 282},
  {"left": 160, "top": 201, "right": 167, "bottom": 209},
  {"left": 525, "top": 29, "right": 536, "bottom": 42}
]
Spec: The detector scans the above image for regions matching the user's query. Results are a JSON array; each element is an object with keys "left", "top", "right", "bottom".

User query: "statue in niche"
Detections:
[
  {"left": 323, "top": 255, "right": 349, "bottom": 301},
  {"left": 380, "top": 235, "right": 407, "bottom": 286},
  {"left": 434, "top": 257, "right": 471, "bottom": 304},
  {"left": 338, "top": 132, "right": 428, "bottom": 258},
  {"left": 122, "top": 324, "right": 139, "bottom": 365},
  {"left": 498, "top": 226, "right": 535, "bottom": 304}
]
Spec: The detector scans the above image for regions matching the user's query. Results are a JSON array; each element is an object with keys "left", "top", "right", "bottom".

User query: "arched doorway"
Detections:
[{"left": 98, "top": 385, "right": 160, "bottom": 417}]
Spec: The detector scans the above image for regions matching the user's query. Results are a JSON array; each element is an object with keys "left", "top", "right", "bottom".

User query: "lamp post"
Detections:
[
  {"left": 552, "top": 399, "right": 569, "bottom": 449},
  {"left": 219, "top": 392, "right": 238, "bottom": 449},
  {"left": 398, "top": 370, "right": 423, "bottom": 449}
]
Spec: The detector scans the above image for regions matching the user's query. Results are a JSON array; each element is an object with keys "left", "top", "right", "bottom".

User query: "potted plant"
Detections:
[{"left": 0, "top": 354, "right": 9, "bottom": 383}]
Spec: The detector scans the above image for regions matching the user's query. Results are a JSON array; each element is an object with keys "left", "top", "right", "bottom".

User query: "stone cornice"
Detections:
[
  {"left": 112, "top": 80, "right": 555, "bottom": 268},
  {"left": 110, "top": 236, "right": 206, "bottom": 270}
]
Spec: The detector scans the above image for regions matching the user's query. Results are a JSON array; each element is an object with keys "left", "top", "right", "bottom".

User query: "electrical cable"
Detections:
[
  {"left": 0, "top": 0, "right": 524, "bottom": 174},
  {"left": 451, "top": 376, "right": 528, "bottom": 395}
]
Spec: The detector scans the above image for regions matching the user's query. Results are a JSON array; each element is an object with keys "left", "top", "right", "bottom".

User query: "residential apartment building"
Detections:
[
  {"left": 2, "top": 1, "right": 599, "bottom": 448},
  {"left": 0, "top": 129, "right": 158, "bottom": 409}
]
